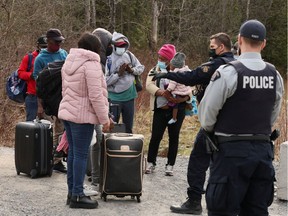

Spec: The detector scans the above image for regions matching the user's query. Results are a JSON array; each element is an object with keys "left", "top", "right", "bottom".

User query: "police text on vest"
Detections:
[{"left": 243, "top": 76, "right": 274, "bottom": 89}]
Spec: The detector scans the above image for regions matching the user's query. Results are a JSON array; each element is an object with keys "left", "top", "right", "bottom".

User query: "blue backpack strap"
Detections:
[{"left": 27, "top": 52, "right": 33, "bottom": 72}]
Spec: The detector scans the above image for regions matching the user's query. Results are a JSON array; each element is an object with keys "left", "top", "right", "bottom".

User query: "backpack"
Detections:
[
  {"left": 6, "top": 53, "right": 33, "bottom": 103},
  {"left": 36, "top": 60, "right": 64, "bottom": 117},
  {"left": 127, "top": 51, "right": 143, "bottom": 92}
]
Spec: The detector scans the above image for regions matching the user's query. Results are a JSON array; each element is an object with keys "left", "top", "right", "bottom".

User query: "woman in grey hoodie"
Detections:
[{"left": 105, "top": 32, "right": 144, "bottom": 133}]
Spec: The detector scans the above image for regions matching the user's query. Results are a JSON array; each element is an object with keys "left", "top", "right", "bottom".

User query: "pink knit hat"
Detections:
[{"left": 158, "top": 44, "right": 176, "bottom": 61}]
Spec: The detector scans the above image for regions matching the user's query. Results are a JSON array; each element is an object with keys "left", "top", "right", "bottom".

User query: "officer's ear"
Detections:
[
  {"left": 218, "top": 44, "right": 225, "bottom": 54},
  {"left": 260, "top": 39, "right": 266, "bottom": 50}
]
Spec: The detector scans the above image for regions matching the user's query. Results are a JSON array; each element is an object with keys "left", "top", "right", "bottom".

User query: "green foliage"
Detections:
[{"left": 263, "top": 0, "right": 287, "bottom": 75}]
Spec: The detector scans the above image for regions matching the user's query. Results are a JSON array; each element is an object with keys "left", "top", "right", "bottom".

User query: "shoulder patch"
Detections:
[
  {"left": 201, "top": 66, "right": 210, "bottom": 73},
  {"left": 201, "top": 61, "right": 214, "bottom": 66},
  {"left": 211, "top": 71, "right": 221, "bottom": 81}
]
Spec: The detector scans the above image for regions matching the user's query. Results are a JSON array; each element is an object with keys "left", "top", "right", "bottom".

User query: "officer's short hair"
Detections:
[
  {"left": 241, "top": 37, "right": 263, "bottom": 47},
  {"left": 210, "top": 33, "right": 232, "bottom": 50}
]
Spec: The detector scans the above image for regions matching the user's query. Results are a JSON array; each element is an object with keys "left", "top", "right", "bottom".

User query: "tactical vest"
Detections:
[{"left": 214, "top": 61, "right": 277, "bottom": 135}]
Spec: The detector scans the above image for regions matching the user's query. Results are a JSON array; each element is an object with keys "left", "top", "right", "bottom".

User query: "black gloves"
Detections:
[{"left": 149, "top": 72, "right": 168, "bottom": 81}]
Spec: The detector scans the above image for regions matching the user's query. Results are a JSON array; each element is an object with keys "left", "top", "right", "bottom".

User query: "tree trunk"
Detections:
[
  {"left": 85, "top": 0, "right": 91, "bottom": 29},
  {"left": 91, "top": 0, "right": 96, "bottom": 28},
  {"left": 151, "top": 0, "right": 159, "bottom": 50},
  {"left": 109, "top": 0, "right": 116, "bottom": 32},
  {"left": 176, "top": 0, "right": 185, "bottom": 47},
  {"left": 221, "top": 0, "right": 227, "bottom": 31},
  {"left": 246, "top": 0, "right": 250, "bottom": 20}
]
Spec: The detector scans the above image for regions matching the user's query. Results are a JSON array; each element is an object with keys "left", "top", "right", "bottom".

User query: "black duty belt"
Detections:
[{"left": 216, "top": 135, "right": 270, "bottom": 144}]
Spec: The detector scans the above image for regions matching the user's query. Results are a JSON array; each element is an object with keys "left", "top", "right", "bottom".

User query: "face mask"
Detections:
[
  {"left": 157, "top": 61, "right": 167, "bottom": 69},
  {"left": 106, "top": 46, "right": 113, "bottom": 56},
  {"left": 209, "top": 48, "right": 218, "bottom": 58},
  {"left": 115, "top": 47, "right": 126, "bottom": 56}
]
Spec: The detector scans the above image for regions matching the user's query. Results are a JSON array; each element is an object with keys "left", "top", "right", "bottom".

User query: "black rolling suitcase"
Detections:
[
  {"left": 15, "top": 120, "right": 54, "bottom": 178},
  {"left": 100, "top": 133, "right": 144, "bottom": 202}
]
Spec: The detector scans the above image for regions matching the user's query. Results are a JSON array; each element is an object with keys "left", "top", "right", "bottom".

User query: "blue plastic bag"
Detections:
[
  {"left": 6, "top": 70, "right": 27, "bottom": 103},
  {"left": 185, "top": 96, "right": 198, "bottom": 116}
]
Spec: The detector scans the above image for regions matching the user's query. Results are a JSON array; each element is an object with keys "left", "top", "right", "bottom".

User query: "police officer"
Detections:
[
  {"left": 198, "top": 20, "right": 284, "bottom": 215},
  {"left": 152, "top": 32, "right": 234, "bottom": 214}
]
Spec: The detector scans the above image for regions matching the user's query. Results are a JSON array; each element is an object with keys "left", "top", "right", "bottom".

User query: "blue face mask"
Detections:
[{"left": 157, "top": 61, "right": 166, "bottom": 69}]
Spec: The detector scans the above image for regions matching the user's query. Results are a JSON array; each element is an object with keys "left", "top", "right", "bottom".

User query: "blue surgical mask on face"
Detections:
[
  {"left": 115, "top": 47, "right": 126, "bottom": 56},
  {"left": 157, "top": 61, "right": 167, "bottom": 69}
]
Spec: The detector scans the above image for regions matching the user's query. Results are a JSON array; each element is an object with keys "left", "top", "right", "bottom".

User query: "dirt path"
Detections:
[{"left": 0, "top": 147, "right": 287, "bottom": 216}]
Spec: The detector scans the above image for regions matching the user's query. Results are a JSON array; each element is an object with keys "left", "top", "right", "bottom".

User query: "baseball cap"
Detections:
[
  {"left": 112, "top": 38, "right": 128, "bottom": 47},
  {"left": 46, "top": 28, "right": 65, "bottom": 41},
  {"left": 239, "top": 19, "right": 266, "bottom": 41},
  {"left": 37, "top": 35, "right": 47, "bottom": 47}
]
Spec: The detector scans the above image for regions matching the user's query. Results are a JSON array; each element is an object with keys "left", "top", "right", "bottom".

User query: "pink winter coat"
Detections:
[
  {"left": 167, "top": 65, "right": 192, "bottom": 96},
  {"left": 58, "top": 48, "right": 109, "bottom": 125}
]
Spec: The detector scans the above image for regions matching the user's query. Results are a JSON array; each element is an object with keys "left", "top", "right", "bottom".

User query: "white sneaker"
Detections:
[
  {"left": 165, "top": 165, "right": 174, "bottom": 176},
  {"left": 168, "top": 118, "right": 177, "bottom": 124},
  {"left": 145, "top": 163, "right": 156, "bottom": 174},
  {"left": 83, "top": 184, "right": 98, "bottom": 196}
]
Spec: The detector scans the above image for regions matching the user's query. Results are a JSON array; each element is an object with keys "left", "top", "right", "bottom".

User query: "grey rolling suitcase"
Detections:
[
  {"left": 100, "top": 133, "right": 144, "bottom": 202},
  {"left": 15, "top": 121, "right": 54, "bottom": 178}
]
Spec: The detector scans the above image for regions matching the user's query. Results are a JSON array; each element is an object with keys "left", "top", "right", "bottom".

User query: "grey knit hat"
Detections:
[{"left": 171, "top": 52, "right": 186, "bottom": 68}]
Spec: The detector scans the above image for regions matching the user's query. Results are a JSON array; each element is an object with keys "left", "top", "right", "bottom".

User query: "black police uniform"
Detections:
[{"left": 165, "top": 52, "right": 234, "bottom": 202}]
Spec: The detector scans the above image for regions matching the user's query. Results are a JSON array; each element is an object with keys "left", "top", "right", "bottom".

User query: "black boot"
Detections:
[
  {"left": 66, "top": 193, "right": 71, "bottom": 205},
  {"left": 170, "top": 198, "right": 202, "bottom": 215},
  {"left": 53, "top": 161, "right": 67, "bottom": 173},
  {"left": 69, "top": 195, "right": 98, "bottom": 209}
]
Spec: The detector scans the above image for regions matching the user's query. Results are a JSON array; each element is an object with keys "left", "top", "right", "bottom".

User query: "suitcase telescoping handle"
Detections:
[
  {"left": 113, "top": 133, "right": 133, "bottom": 137},
  {"left": 33, "top": 117, "right": 53, "bottom": 129}
]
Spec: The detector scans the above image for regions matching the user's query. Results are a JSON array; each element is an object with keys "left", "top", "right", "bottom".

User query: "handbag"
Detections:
[
  {"left": 127, "top": 51, "right": 143, "bottom": 92},
  {"left": 134, "top": 75, "right": 143, "bottom": 92}
]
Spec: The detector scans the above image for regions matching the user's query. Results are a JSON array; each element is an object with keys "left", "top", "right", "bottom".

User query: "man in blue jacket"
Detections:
[{"left": 33, "top": 28, "right": 68, "bottom": 173}]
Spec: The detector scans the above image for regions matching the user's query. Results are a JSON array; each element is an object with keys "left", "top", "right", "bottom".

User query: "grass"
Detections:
[{"left": 133, "top": 106, "right": 200, "bottom": 157}]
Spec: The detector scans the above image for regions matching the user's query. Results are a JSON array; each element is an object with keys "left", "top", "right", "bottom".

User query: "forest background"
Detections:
[{"left": 0, "top": 0, "right": 287, "bottom": 158}]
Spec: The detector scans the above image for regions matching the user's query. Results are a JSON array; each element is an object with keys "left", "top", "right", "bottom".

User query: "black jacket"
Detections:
[{"left": 165, "top": 52, "right": 234, "bottom": 101}]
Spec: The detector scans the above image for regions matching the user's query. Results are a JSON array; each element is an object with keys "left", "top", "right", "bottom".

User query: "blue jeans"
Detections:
[
  {"left": 63, "top": 120, "right": 94, "bottom": 196},
  {"left": 110, "top": 99, "right": 135, "bottom": 133},
  {"left": 25, "top": 94, "right": 38, "bottom": 121}
]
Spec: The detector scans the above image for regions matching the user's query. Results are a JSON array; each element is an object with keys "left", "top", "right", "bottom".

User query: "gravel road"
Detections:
[{"left": 0, "top": 147, "right": 287, "bottom": 216}]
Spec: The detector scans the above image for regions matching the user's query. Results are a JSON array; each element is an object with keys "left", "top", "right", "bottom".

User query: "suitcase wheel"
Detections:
[
  {"left": 136, "top": 195, "right": 141, "bottom": 203},
  {"left": 30, "top": 169, "right": 37, "bottom": 179},
  {"left": 48, "top": 168, "right": 53, "bottom": 177},
  {"left": 101, "top": 193, "right": 107, "bottom": 202},
  {"left": 16, "top": 170, "right": 20, "bottom": 175}
]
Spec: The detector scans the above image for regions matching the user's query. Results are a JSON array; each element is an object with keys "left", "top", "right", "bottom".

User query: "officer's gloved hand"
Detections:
[{"left": 150, "top": 72, "right": 168, "bottom": 81}]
